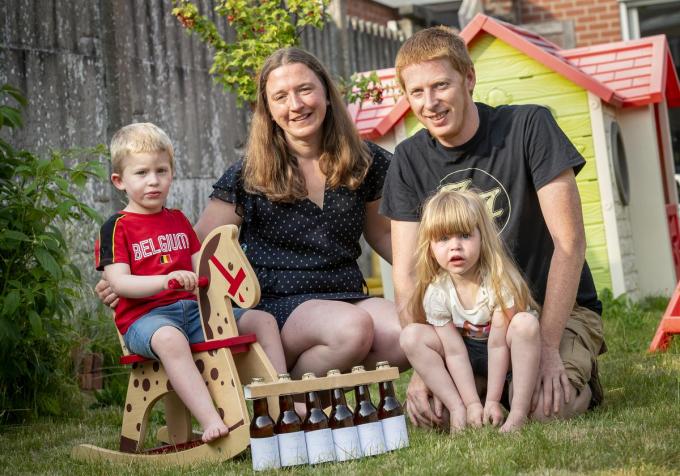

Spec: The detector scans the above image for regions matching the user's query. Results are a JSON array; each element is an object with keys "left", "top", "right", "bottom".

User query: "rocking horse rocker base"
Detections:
[{"left": 72, "top": 225, "right": 279, "bottom": 466}]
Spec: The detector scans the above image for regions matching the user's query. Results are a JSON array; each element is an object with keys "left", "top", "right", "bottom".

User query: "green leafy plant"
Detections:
[
  {"left": 172, "top": 0, "right": 330, "bottom": 104},
  {"left": 338, "top": 71, "right": 388, "bottom": 105},
  {"left": 0, "top": 84, "right": 107, "bottom": 421}
]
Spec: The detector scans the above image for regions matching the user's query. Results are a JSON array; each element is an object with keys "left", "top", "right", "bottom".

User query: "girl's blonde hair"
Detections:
[
  {"left": 409, "top": 189, "right": 538, "bottom": 323},
  {"left": 244, "top": 47, "right": 371, "bottom": 202}
]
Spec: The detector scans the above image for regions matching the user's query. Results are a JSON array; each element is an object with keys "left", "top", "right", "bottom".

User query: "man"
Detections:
[{"left": 380, "top": 26, "right": 605, "bottom": 428}]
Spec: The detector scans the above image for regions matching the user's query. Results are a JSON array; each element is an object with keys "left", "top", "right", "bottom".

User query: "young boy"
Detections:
[{"left": 95, "top": 123, "right": 286, "bottom": 442}]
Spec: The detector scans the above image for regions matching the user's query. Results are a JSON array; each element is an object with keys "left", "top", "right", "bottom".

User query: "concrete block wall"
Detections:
[{"left": 0, "top": 0, "right": 405, "bottom": 296}]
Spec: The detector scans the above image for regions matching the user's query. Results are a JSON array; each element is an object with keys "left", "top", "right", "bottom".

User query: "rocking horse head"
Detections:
[{"left": 196, "top": 225, "right": 261, "bottom": 340}]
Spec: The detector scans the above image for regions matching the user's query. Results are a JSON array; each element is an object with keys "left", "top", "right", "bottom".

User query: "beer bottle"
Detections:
[
  {"left": 274, "top": 373, "right": 308, "bottom": 466},
  {"left": 327, "top": 369, "right": 362, "bottom": 461},
  {"left": 301, "top": 372, "right": 335, "bottom": 464},
  {"left": 352, "top": 365, "right": 386, "bottom": 456},
  {"left": 249, "top": 377, "right": 281, "bottom": 471},
  {"left": 376, "top": 361, "right": 409, "bottom": 451}
]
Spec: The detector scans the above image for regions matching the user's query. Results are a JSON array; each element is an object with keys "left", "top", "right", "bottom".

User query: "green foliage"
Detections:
[
  {"left": 599, "top": 289, "right": 670, "bottom": 353},
  {"left": 172, "top": 0, "right": 329, "bottom": 104},
  {"left": 74, "top": 308, "right": 129, "bottom": 409},
  {"left": 338, "top": 71, "right": 387, "bottom": 105},
  {"left": 0, "top": 84, "right": 107, "bottom": 421}
]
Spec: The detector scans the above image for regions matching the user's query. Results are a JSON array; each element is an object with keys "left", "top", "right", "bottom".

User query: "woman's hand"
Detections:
[{"left": 95, "top": 279, "right": 119, "bottom": 309}]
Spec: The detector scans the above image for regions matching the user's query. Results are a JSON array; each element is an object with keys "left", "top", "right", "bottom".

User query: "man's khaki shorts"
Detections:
[{"left": 560, "top": 306, "right": 606, "bottom": 396}]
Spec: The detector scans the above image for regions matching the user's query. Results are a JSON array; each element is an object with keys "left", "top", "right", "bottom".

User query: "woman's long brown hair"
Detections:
[{"left": 243, "top": 47, "right": 371, "bottom": 202}]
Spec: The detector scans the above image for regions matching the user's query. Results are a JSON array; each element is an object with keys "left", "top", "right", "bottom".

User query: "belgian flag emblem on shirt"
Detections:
[{"left": 160, "top": 254, "right": 172, "bottom": 264}]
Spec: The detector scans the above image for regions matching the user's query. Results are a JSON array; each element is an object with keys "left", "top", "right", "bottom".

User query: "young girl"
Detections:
[{"left": 405, "top": 189, "right": 541, "bottom": 432}]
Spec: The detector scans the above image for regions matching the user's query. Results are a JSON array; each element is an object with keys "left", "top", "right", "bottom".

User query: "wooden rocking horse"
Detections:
[{"left": 72, "top": 225, "right": 279, "bottom": 465}]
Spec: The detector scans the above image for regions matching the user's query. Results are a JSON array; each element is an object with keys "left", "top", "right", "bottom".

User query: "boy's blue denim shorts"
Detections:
[{"left": 123, "top": 300, "right": 248, "bottom": 359}]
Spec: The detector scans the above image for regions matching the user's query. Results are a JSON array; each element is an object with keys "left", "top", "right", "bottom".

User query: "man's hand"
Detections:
[
  {"left": 95, "top": 279, "right": 119, "bottom": 309},
  {"left": 406, "top": 372, "right": 444, "bottom": 428},
  {"left": 532, "top": 345, "right": 572, "bottom": 416}
]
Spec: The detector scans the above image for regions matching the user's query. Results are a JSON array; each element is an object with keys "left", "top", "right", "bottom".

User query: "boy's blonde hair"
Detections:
[
  {"left": 409, "top": 189, "right": 538, "bottom": 323},
  {"left": 110, "top": 123, "right": 174, "bottom": 174},
  {"left": 395, "top": 25, "right": 474, "bottom": 91}
]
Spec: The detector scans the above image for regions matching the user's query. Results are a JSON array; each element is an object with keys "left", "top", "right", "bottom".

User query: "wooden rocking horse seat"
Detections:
[
  {"left": 118, "top": 334, "right": 258, "bottom": 365},
  {"left": 72, "top": 225, "right": 280, "bottom": 466}
]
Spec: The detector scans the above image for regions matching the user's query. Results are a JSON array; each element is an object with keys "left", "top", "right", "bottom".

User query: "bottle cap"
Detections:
[
  {"left": 376, "top": 361, "right": 390, "bottom": 369},
  {"left": 251, "top": 377, "right": 264, "bottom": 384},
  {"left": 351, "top": 365, "right": 365, "bottom": 373},
  {"left": 301, "top": 372, "right": 316, "bottom": 380},
  {"left": 277, "top": 373, "right": 291, "bottom": 381},
  {"left": 326, "top": 369, "right": 341, "bottom": 376}
]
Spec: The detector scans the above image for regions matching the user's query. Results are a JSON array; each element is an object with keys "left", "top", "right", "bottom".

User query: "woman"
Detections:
[
  {"left": 197, "top": 47, "right": 405, "bottom": 378},
  {"left": 99, "top": 48, "right": 406, "bottom": 378}
]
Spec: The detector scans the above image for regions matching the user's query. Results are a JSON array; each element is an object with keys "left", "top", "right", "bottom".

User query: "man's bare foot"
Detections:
[
  {"left": 466, "top": 402, "right": 483, "bottom": 428},
  {"left": 449, "top": 406, "right": 467, "bottom": 433},
  {"left": 500, "top": 411, "right": 528, "bottom": 433},
  {"left": 201, "top": 420, "right": 230, "bottom": 443}
]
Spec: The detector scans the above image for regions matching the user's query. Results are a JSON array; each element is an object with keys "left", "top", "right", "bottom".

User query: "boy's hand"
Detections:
[
  {"left": 483, "top": 400, "right": 505, "bottom": 427},
  {"left": 165, "top": 270, "right": 198, "bottom": 291}
]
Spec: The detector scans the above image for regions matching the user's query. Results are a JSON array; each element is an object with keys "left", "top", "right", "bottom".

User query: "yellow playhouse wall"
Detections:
[
  {"left": 473, "top": 34, "right": 611, "bottom": 290},
  {"left": 404, "top": 33, "right": 611, "bottom": 292}
]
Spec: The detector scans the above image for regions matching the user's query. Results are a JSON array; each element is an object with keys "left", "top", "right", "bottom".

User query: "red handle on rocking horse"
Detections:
[{"left": 168, "top": 276, "right": 209, "bottom": 290}]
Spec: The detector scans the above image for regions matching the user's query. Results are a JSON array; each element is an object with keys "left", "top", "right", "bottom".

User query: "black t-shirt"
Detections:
[{"left": 381, "top": 103, "right": 601, "bottom": 314}]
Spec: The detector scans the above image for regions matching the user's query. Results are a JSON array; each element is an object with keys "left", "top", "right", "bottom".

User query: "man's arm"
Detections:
[
  {"left": 391, "top": 220, "right": 420, "bottom": 326},
  {"left": 363, "top": 199, "right": 392, "bottom": 263},
  {"left": 534, "top": 168, "right": 586, "bottom": 415}
]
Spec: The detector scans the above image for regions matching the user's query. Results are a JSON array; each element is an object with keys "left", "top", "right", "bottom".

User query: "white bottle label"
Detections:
[
  {"left": 250, "top": 436, "right": 281, "bottom": 471},
  {"left": 381, "top": 415, "right": 409, "bottom": 450},
  {"left": 357, "top": 421, "right": 386, "bottom": 456},
  {"left": 332, "top": 426, "right": 362, "bottom": 461},
  {"left": 305, "top": 428, "right": 335, "bottom": 464},
  {"left": 277, "top": 431, "right": 308, "bottom": 466}
]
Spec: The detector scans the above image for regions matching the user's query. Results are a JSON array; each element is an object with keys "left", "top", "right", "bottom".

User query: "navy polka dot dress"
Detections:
[{"left": 210, "top": 142, "right": 391, "bottom": 328}]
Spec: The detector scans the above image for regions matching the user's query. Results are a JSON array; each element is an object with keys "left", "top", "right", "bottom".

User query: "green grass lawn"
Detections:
[{"left": 2, "top": 294, "right": 679, "bottom": 475}]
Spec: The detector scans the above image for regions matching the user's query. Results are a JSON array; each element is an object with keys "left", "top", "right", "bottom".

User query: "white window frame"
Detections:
[{"left": 619, "top": 0, "right": 680, "bottom": 39}]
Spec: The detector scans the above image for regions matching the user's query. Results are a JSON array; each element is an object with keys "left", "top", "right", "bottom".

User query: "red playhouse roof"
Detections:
[
  {"left": 562, "top": 35, "right": 680, "bottom": 108},
  {"left": 351, "top": 13, "right": 680, "bottom": 139},
  {"left": 347, "top": 68, "right": 410, "bottom": 141}
]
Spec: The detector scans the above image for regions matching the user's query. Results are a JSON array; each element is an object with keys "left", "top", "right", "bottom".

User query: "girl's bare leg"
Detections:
[
  {"left": 502, "top": 312, "right": 540, "bottom": 432},
  {"left": 400, "top": 323, "right": 467, "bottom": 431}
]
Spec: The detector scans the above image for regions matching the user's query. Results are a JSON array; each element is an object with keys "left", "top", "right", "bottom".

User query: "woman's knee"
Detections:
[
  {"left": 335, "top": 310, "right": 374, "bottom": 354},
  {"left": 238, "top": 310, "right": 278, "bottom": 334}
]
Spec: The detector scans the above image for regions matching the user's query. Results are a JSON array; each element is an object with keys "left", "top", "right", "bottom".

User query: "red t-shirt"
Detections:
[{"left": 95, "top": 208, "right": 201, "bottom": 334}]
